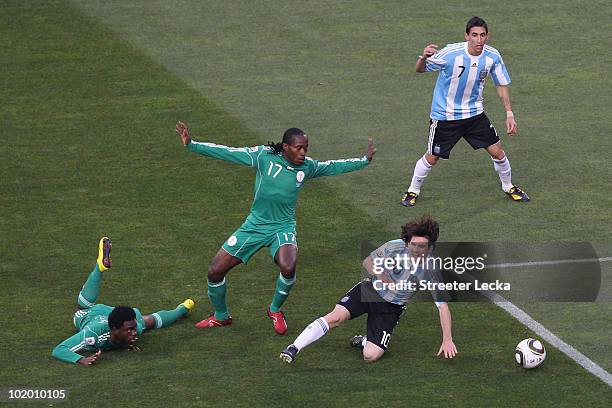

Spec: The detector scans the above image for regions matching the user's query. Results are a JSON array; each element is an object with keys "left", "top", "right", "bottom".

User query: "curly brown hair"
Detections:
[{"left": 400, "top": 215, "right": 440, "bottom": 244}]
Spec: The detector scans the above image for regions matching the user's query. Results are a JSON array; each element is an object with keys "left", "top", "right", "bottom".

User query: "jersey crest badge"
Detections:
[
  {"left": 85, "top": 337, "right": 96, "bottom": 346},
  {"left": 479, "top": 69, "right": 489, "bottom": 80},
  {"left": 296, "top": 171, "right": 305, "bottom": 183}
]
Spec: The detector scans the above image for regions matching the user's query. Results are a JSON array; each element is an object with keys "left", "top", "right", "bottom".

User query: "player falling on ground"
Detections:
[
  {"left": 401, "top": 16, "right": 529, "bottom": 207},
  {"left": 176, "top": 121, "right": 376, "bottom": 335},
  {"left": 52, "top": 238, "right": 194, "bottom": 365},
  {"left": 280, "top": 216, "right": 457, "bottom": 363}
]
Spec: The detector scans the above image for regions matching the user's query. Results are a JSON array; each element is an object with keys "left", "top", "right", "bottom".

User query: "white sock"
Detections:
[
  {"left": 492, "top": 156, "right": 513, "bottom": 192},
  {"left": 408, "top": 155, "right": 433, "bottom": 194},
  {"left": 293, "top": 317, "right": 329, "bottom": 351},
  {"left": 361, "top": 336, "right": 367, "bottom": 347}
]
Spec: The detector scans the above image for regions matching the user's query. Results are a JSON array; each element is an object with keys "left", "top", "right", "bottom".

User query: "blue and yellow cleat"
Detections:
[
  {"left": 181, "top": 299, "right": 195, "bottom": 311},
  {"left": 401, "top": 191, "right": 418, "bottom": 207},
  {"left": 505, "top": 186, "right": 530, "bottom": 202},
  {"left": 97, "top": 237, "right": 112, "bottom": 272}
]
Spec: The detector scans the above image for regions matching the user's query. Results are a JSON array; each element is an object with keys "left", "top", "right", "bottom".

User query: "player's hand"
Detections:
[
  {"left": 422, "top": 44, "right": 439, "bottom": 59},
  {"left": 365, "top": 138, "right": 376, "bottom": 162},
  {"left": 176, "top": 121, "right": 192, "bottom": 146},
  {"left": 506, "top": 116, "right": 517, "bottom": 136},
  {"left": 77, "top": 350, "right": 102, "bottom": 365},
  {"left": 436, "top": 339, "right": 457, "bottom": 359}
]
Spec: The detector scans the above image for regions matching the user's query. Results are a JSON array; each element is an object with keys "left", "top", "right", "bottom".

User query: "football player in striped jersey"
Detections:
[
  {"left": 402, "top": 16, "right": 529, "bottom": 207},
  {"left": 280, "top": 216, "right": 456, "bottom": 363}
]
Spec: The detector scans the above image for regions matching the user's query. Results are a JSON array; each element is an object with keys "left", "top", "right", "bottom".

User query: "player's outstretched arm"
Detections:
[
  {"left": 176, "top": 121, "right": 192, "bottom": 146},
  {"left": 436, "top": 303, "right": 457, "bottom": 359},
  {"left": 52, "top": 331, "right": 99, "bottom": 364},
  {"left": 77, "top": 350, "right": 102, "bottom": 366},
  {"left": 365, "top": 138, "right": 376, "bottom": 162},
  {"left": 176, "top": 121, "right": 259, "bottom": 167},
  {"left": 308, "top": 139, "right": 374, "bottom": 178}
]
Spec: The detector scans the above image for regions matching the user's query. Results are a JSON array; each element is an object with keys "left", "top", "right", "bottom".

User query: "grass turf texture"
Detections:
[{"left": 1, "top": 0, "right": 611, "bottom": 406}]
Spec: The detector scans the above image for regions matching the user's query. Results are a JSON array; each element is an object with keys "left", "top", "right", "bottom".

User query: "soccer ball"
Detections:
[{"left": 515, "top": 338, "right": 546, "bottom": 369}]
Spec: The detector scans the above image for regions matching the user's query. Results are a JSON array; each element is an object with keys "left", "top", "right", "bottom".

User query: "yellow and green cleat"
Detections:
[
  {"left": 96, "top": 237, "right": 112, "bottom": 272},
  {"left": 505, "top": 186, "right": 530, "bottom": 202},
  {"left": 181, "top": 299, "right": 195, "bottom": 311}
]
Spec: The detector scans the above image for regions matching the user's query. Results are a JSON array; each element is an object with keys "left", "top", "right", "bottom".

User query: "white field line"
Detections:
[
  {"left": 461, "top": 258, "right": 612, "bottom": 387},
  {"left": 485, "top": 291, "right": 612, "bottom": 387}
]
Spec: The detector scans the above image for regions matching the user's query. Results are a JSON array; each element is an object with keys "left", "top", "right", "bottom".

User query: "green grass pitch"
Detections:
[{"left": 1, "top": 0, "right": 611, "bottom": 406}]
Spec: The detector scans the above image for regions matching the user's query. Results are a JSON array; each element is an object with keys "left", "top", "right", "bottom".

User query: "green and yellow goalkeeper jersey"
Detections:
[
  {"left": 186, "top": 141, "right": 369, "bottom": 227},
  {"left": 52, "top": 304, "right": 145, "bottom": 364}
]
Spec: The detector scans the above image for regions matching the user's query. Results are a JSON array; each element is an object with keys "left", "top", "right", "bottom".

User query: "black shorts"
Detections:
[
  {"left": 428, "top": 113, "right": 499, "bottom": 159},
  {"left": 337, "top": 281, "right": 404, "bottom": 350}
]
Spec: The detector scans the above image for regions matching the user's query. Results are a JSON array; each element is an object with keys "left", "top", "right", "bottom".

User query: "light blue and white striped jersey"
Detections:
[
  {"left": 424, "top": 42, "right": 511, "bottom": 121},
  {"left": 369, "top": 239, "right": 447, "bottom": 307}
]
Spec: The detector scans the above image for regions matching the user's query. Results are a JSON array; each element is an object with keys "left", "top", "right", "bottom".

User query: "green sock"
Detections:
[
  {"left": 208, "top": 279, "right": 229, "bottom": 320},
  {"left": 269, "top": 273, "right": 296, "bottom": 312},
  {"left": 150, "top": 305, "right": 189, "bottom": 329},
  {"left": 78, "top": 265, "right": 102, "bottom": 308}
]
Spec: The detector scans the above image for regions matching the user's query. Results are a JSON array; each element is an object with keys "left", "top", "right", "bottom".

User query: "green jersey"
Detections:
[
  {"left": 187, "top": 141, "right": 369, "bottom": 226},
  {"left": 52, "top": 304, "right": 145, "bottom": 364}
]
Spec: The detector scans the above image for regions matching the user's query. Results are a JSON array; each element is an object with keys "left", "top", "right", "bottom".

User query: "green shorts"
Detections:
[{"left": 222, "top": 222, "right": 297, "bottom": 263}]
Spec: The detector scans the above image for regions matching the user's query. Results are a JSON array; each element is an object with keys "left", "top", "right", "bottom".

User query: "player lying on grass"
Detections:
[
  {"left": 176, "top": 121, "right": 376, "bottom": 335},
  {"left": 52, "top": 238, "right": 194, "bottom": 365},
  {"left": 280, "top": 216, "right": 457, "bottom": 363}
]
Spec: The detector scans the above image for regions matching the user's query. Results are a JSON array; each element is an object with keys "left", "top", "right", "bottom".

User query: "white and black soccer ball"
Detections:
[{"left": 515, "top": 338, "right": 546, "bottom": 369}]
